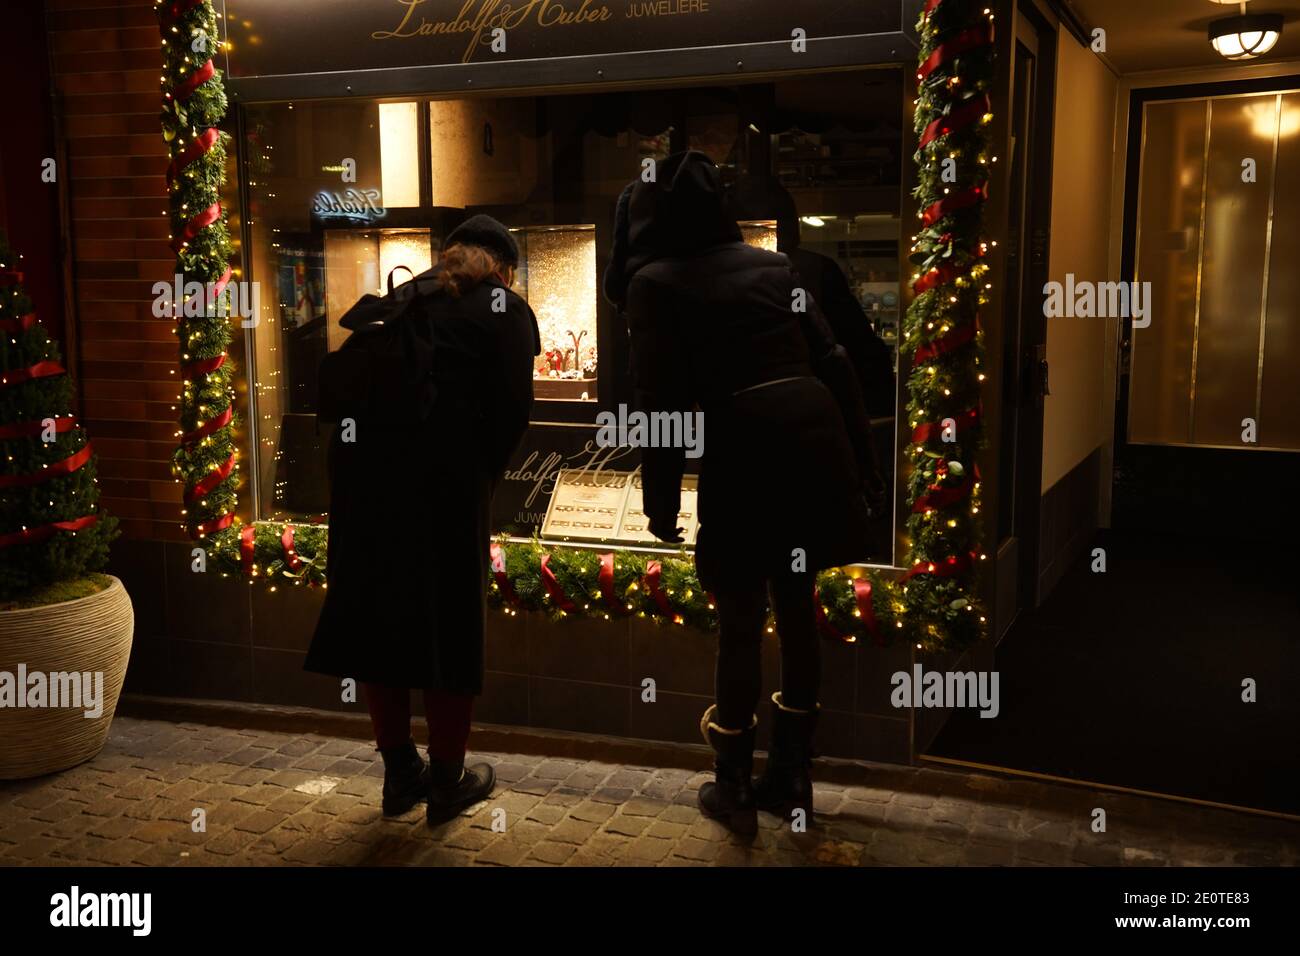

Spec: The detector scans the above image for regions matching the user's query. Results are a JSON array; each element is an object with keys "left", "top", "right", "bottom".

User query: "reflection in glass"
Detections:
[{"left": 1131, "top": 89, "right": 1300, "bottom": 452}]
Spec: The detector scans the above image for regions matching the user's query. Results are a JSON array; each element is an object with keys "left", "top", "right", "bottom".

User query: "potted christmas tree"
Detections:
[{"left": 0, "top": 233, "right": 130, "bottom": 779}]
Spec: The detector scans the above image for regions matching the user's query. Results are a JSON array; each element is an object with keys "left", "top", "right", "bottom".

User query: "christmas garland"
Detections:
[
  {"left": 155, "top": 0, "right": 240, "bottom": 544},
  {"left": 179, "top": 0, "right": 996, "bottom": 651},
  {"left": 205, "top": 527, "right": 903, "bottom": 645},
  {"left": 898, "top": 0, "right": 996, "bottom": 648}
]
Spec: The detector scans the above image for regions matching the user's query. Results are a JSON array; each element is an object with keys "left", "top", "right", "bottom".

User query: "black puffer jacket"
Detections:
[{"left": 614, "top": 151, "right": 884, "bottom": 590}]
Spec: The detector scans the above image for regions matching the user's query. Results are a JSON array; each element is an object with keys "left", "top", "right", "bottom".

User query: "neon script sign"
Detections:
[{"left": 312, "top": 187, "right": 387, "bottom": 223}]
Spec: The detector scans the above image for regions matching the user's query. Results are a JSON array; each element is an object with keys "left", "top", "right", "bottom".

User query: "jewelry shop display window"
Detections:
[{"left": 238, "top": 70, "right": 906, "bottom": 565}]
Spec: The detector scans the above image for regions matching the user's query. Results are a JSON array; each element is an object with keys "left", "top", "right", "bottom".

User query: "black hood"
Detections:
[{"left": 603, "top": 151, "right": 742, "bottom": 307}]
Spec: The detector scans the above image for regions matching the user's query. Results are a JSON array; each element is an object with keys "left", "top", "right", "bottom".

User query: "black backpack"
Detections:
[{"left": 317, "top": 266, "right": 440, "bottom": 426}]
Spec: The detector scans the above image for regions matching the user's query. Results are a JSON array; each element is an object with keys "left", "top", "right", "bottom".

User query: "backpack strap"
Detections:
[{"left": 386, "top": 265, "right": 414, "bottom": 294}]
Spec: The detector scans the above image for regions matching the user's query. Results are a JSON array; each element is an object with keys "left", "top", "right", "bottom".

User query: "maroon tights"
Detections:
[{"left": 363, "top": 683, "right": 474, "bottom": 762}]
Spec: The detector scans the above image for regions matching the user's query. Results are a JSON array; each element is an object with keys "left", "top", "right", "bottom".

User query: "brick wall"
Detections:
[{"left": 48, "top": 0, "right": 184, "bottom": 541}]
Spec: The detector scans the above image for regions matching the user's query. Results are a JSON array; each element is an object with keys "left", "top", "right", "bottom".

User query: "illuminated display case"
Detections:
[{"left": 509, "top": 225, "right": 598, "bottom": 402}]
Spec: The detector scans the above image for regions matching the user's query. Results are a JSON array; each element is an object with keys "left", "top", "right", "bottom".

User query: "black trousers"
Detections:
[{"left": 712, "top": 573, "right": 820, "bottom": 730}]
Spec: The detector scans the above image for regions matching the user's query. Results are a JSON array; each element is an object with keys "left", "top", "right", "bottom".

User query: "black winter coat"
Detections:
[
  {"left": 626, "top": 242, "right": 884, "bottom": 592},
  {"left": 304, "top": 271, "right": 539, "bottom": 692}
]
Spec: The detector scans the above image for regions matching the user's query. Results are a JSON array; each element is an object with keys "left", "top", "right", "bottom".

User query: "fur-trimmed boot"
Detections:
[
  {"left": 378, "top": 738, "right": 430, "bottom": 816},
  {"left": 426, "top": 756, "right": 495, "bottom": 825},
  {"left": 753, "top": 692, "right": 820, "bottom": 821},
  {"left": 697, "top": 705, "right": 758, "bottom": 838}
]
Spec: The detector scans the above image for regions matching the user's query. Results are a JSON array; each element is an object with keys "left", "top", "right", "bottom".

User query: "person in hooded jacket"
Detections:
[
  {"left": 305, "top": 215, "right": 540, "bottom": 825},
  {"left": 605, "top": 152, "right": 886, "bottom": 836}
]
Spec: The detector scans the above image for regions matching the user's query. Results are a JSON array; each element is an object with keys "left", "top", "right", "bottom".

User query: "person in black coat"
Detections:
[
  {"left": 607, "top": 152, "right": 886, "bottom": 835},
  {"left": 728, "top": 175, "right": 897, "bottom": 418},
  {"left": 305, "top": 215, "right": 539, "bottom": 824}
]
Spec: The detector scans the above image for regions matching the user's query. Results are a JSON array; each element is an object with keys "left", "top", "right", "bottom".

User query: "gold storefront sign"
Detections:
[
  {"left": 373, "top": 0, "right": 629, "bottom": 64},
  {"left": 223, "top": 0, "right": 896, "bottom": 80}
]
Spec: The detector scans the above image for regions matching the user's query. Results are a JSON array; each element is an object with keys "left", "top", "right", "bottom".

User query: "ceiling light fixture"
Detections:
[{"left": 1209, "top": 3, "right": 1283, "bottom": 61}]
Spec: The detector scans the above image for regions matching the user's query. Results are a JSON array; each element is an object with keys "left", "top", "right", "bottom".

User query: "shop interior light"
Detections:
[
  {"left": 800, "top": 215, "right": 827, "bottom": 227},
  {"left": 1209, "top": 7, "right": 1283, "bottom": 61}
]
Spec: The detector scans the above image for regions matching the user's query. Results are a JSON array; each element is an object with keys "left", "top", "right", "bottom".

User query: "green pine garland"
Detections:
[
  {"left": 156, "top": 0, "right": 240, "bottom": 544},
  {"left": 898, "top": 0, "right": 996, "bottom": 648},
  {"left": 205, "top": 527, "right": 902, "bottom": 644}
]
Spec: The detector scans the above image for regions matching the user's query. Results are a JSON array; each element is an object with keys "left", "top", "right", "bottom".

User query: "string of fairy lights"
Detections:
[{"left": 156, "top": 0, "right": 240, "bottom": 546}]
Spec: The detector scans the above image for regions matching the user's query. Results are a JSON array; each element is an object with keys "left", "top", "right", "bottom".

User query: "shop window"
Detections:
[{"left": 239, "top": 72, "right": 905, "bottom": 567}]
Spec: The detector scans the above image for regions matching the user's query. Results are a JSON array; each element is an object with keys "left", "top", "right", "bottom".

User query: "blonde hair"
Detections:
[{"left": 435, "top": 243, "right": 515, "bottom": 298}]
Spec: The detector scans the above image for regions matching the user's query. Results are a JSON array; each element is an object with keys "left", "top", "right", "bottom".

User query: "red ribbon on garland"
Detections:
[
  {"left": 0, "top": 514, "right": 97, "bottom": 550},
  {"left": 194, "top": 513, "right": 233, "bottom": 537},
  {"left": 167, "top": 128, "right": 221, "bottom": 186},
  {"left": 643, "top": 561, "right": 675, "bottom": 617},
  {"left": 854, "top": 579, "right": 885, "bottom": 646},
  {"left": 913, "top": 321, "right": 977, "bottom": 365},
  {"left": 489, "top": 541, "right": 520, "bottom": 607},
  {"left": 170, "top": 202, "right": 221, "bottom": 254},
  {"left": 207, "top": 266, "right": 233, "bottom": 306},
  {"left": 912, "top": 261, "right": 961, "bottom": 296},
  {"left": 240, "top": 524, "right": 256, "bottom": 575},
  {"left": 0, "top": 416, "right": 77, "bottom": 440},
  {"left": 2, "top": 360, "right": 64, "bottom": 387},
  {"left": 0, "top": 442, "right": 93, "bottom": 489},
  {"left": 539, "top": 554, "right": 576, "bottom": 613},
  {"left": 904, "top": 551, "right": 979, "bottom": 581},
  {"left": 919, "top": 94, "right": 992, "bottom": 149},
  {"left": 912, "top": 472, "right": 976, "bottom": 513},
  {"left": 0, "top": 271, "right": 25, "bottom": 287},
  {"left": 911, "top": 405, "right": 981, "bottom": 444},
  {"left": 0, "top": 312, "right": 36, "bottom": 333},
  {"left": 598, "top": 551, "right": 619, "bottom": 611},
  {"left": 180, "top": 405, "right": 232, "bottom": 446},
  {"left": 813, "top": 586, "right": 850, "bottom": 642},
  {"left": 918, "top": 23, "right": 995, "bottom": 81},
  {"left": 173, "top": 58, "right": 215, "bottom": 102},
  {"left": 182, "top": 352, "right": 226, "bottom": 379},
  {"left": 183, "top": 452, "right": 233, "bottom": 505},
  {"left": 281, "top": 524, "right": 301, "bottom": 572},
  {"left": 922, "top": 182, "right": 988, "bottom": 227}
]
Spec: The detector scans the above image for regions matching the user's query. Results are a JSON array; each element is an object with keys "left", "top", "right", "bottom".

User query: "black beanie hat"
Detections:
[{"left": 444, "top": 214, "right": 520, "bottom": 268}]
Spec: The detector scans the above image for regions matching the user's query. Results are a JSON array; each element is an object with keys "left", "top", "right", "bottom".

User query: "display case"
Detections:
[{"left": 510, "top": 225, "right": 598, "bottom": 402}]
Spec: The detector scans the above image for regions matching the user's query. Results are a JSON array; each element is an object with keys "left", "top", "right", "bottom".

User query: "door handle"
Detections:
[{"left": 1034, "top": 343, "right": 1049, "bottom": 401}]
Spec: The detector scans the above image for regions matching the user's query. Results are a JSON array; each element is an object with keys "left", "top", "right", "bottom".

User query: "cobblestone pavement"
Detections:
[{"left": 1, "top": 718, "right": 1296, "bottom": 867}]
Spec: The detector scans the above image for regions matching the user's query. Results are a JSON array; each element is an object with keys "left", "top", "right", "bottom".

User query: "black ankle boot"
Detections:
[
  {"left": 754, "top": 692, "right": 820, "bottom": 822},
  {"left": 697, "top": 705, "right": 758, "bottom": 838},
  {"left": 378, "top": 738, "right": 430, "bottom": 816},
  {"left": 426, "top": 756, "right": 495, "bottom": 825}
]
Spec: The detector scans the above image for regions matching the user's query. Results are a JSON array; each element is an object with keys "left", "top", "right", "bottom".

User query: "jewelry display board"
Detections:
[{"left": 541, "top": 469, "right": 699, "bottom": 547}]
